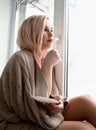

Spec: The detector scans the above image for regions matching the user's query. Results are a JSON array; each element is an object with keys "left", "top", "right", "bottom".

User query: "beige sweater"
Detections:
[{"left": 0, "top": 49, "right": 64, "bottom": 130}]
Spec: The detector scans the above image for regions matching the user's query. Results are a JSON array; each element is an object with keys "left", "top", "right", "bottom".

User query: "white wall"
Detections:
[{"left": 0, "top": 0, "right": 16, "bottom": 75}]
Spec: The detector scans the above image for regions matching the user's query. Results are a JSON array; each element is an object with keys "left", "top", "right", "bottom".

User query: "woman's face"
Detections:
[{"left": 42, "top": 19, "right": 54, "bottom": 52}]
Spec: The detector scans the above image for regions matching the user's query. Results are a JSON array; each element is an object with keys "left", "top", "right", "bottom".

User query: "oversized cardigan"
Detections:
[{"left": 0, "top": 49, "right": 64, "bottom": 130}]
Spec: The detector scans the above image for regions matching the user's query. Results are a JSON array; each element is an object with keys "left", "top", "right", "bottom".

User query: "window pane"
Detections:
[
  {"left": 26, "top": 0, "right": 54, "bottom": 19},
  {"left": 68, "top": 0, "right": 96, "bottom": 98}
]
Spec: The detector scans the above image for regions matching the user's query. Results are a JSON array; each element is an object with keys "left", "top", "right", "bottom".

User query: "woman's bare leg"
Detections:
[
  {"left": 64, "top": 95, "right": 96, "bottom": 127},
  {"left": 54, "top": 121, "right": 96, "bottom": 130}
]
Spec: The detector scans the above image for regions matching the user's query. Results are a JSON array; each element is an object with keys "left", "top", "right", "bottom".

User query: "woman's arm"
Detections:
[{"left": 41, "top": 49, "right": 61, "bottom": 96}]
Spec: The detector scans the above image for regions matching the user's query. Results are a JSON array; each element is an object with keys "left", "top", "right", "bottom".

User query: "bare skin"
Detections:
[
  {"left": 53, "top": 95, "right": 96, "bottom": 130},
  {"left": 64, "top": 95, "right": 96, "bottom": 126},
  {"left": 54, "top": 121, "right": 96, "bottom": 130}
]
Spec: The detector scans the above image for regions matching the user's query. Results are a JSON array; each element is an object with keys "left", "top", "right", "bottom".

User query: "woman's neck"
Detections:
[
  {"left": 34, "top": 50, "right": 49, "bottom": 68},
  {"left": 34, "top": 54, "right": 43, "bottom": 68}
]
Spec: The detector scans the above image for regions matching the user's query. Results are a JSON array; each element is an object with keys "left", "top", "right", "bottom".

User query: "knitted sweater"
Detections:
[{"left": 0, "top": 49, "right": 64, "bottom": 130}]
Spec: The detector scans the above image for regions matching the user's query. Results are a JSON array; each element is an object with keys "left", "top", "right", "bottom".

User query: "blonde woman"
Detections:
[{"left": 0, "top": 15, "right": 96, "bottom": 130}]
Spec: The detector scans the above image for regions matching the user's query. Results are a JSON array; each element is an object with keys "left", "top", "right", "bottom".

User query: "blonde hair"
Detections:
[{"left": 17, "top": 15, "right": 48, "bottom": 55}]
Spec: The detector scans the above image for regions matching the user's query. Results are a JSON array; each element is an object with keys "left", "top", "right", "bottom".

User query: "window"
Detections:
[{"left": 68, "top": 0, "right": 96, "bottom": 98}]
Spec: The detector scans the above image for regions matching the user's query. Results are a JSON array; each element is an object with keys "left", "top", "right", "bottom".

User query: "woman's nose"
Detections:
[{"left": 48, "top": 30, "right": 53, "bottom": 37}]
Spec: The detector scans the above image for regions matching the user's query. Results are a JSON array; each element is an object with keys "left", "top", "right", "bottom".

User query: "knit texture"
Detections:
[{"left": 0, "top": 49, "right": 64, "bottom": 130}]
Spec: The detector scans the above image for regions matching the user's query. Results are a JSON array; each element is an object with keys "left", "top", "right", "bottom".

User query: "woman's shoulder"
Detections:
[
  {"left": 3, "top": 49, "right": 34, "bottom": 70},
  {"left": 10, "top": 49, "right": 34, "bottom": 63},
  {"left": 13, "top": 49, "right": 33, "bottom": 58},
  {"left": 1, "top": 49, "right": 34, "bottom": 76}
]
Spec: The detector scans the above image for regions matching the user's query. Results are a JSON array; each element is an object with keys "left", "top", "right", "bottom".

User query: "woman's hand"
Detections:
[
  {"left": 43, "top": 95, "right": 64, "bottom": 115},
  {"left": 43, "top": 49, "right": 62, "bottom": 68}
]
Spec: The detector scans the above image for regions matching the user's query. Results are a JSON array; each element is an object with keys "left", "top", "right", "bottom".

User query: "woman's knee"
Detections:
[
  {"left": 64, "top": 95, "right": 93, "bottom": 120},
  {"left": 79, "top": 94, "right": 93, "bottom": 100},
  {"left": 69, "top": 94, "right": 93, "bottom": 105},
  {"left": 76, "top": 94, "right": 96, "bottom": 107}
]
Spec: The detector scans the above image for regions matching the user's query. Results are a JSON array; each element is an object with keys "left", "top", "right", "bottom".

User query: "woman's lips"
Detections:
[{"left": 47, "top": 39, "right": 53, "bottom": 43}]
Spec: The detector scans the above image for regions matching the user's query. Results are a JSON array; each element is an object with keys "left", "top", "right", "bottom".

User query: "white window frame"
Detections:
[{"left": 54, "top": 0, "right": 69, "bottom": 97}]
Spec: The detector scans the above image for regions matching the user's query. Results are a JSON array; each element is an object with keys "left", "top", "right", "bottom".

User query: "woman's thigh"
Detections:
[
  {"left": 64, "top": 95, "right": 96, "bottom": 122},
  {"left": 54, "top": 121, "right": 96, "bottom": 130}
]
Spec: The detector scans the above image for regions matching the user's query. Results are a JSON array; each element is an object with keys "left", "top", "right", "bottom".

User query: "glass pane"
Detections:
[
  {"left": 68, "top": 0, "right": 96, "bottom": 98},
  {"left": 26, "top": 0, "right": 54, "bottom": 19}
]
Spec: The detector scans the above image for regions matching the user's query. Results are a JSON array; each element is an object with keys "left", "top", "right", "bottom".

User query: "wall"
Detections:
[{"left": 0, "top": 0, "right": 16, "bottom": 75}]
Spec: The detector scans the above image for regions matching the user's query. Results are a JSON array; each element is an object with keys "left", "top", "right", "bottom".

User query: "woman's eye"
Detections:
[
  {"left": 51, "top": 28, "right": 54, "bottom": 32},
  {"left": 44, "top": 28, "right": 48, "bottom": 32},
  {"left": 44, "top": 28, "right": 54, "bottom": 32}
]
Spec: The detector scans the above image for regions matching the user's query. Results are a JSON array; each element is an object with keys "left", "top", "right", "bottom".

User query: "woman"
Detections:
[{"left": 0, "top": 15, "right": 96, "bottom": 130}]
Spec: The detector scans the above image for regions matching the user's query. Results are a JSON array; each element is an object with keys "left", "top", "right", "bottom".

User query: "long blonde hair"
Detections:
[{"left": 17, "top": 15, "right": 48, "bottom": 55}]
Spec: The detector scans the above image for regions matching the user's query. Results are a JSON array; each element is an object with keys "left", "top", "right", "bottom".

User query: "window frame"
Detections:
[{"left": 54, "top": 0, "right": 69, "bottom": 97}]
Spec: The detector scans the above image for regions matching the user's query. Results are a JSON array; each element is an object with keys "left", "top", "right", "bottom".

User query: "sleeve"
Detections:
[{"left": 0, "top": 54, "right": 41, "bottom": 123}]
